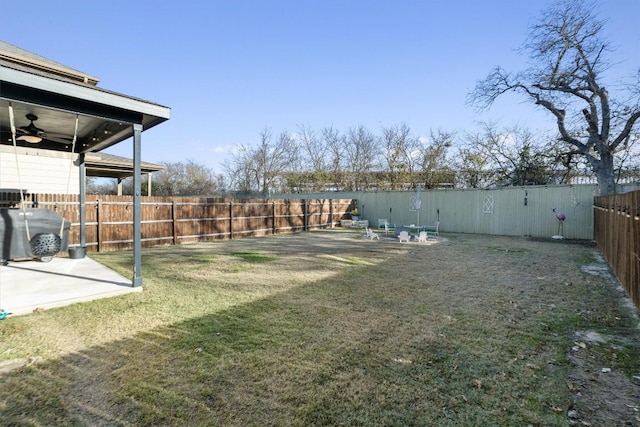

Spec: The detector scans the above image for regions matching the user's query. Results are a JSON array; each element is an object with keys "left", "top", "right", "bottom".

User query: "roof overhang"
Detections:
[
  {"left": 0, "top": 61, "right": 170, "bottom": 154},
  {"left": 83, "top": 152, "right": 164, "bottom": 179}
]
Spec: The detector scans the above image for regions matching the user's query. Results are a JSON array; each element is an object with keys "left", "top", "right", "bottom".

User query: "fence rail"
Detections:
[
  {"left": 0, "top": 193, "right": 355, "bottom": 252},
  {"left": 593, "top": 191, "right": 640, "bottom": 308}
]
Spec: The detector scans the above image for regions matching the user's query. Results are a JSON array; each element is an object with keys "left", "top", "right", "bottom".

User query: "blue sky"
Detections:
[{"left": 3, "top": 0, "right": 638, "bottom": 173}]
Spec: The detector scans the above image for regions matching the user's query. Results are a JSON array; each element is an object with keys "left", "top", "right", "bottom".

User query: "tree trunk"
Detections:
[{"left": 592, "top": 153, "right": 616, "bottom": 195}]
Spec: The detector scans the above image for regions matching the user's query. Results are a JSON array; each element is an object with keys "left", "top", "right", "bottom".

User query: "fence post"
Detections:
[
  {"left": 272, "top": 201, "right": 276, "bottom": 235},
  {"left": 303, "top": 199, "right": 308, "bottom": 231},
  {"left": 330, "top": 199, "right": 334, "bottom": 229},
  {"left": 96, "top": 199, "right": 103, "bottom": 252},
  {"left": 229, "top": 202, "right": 234, "bottom": 239},
  {"left": 172, "top": 201, "right": 178, "bottom": 245}
]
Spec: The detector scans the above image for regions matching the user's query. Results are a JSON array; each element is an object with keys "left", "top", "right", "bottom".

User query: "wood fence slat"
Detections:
[
  {"left": 0, "top": 193, "right": 355, "bottom": 255},
  {"left": 594, "top": 190, "right": 640, "bottom": 309}
]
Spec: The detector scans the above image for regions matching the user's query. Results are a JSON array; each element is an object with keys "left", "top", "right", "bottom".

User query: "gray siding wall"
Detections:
[
  {"left": 277, "top": 185, "right": 600, "bottom": 240},
  {"left": 361, "top": 186, "right": 597, "bottom": 240}
]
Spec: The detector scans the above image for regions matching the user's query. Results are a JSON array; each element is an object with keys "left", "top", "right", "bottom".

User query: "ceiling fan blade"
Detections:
[
  {"left": 20, "top": 124, "right": 45, "bottom": 136},
  {"left": 43, "top": 132, "right": 74, "bottom": 139},
  {"left": 43, "top": 136, "right": 75, "bottom": 145}
]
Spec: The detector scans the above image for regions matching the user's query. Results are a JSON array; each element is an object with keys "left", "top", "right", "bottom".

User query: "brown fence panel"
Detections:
[
  {"left": 0, "top": 190, "right": 32, "bottom": 208},
  {"left": 98, "top": 195, "right": 135, "bottom": 251},
  {"left": 0, "top": 193, "right": 355, "bottom": 255},
  {"left": 594, "top": 191, "right": 640, "bottom": 309},
  {"left": 307, "top": 199, "right": 335, "bottom": 230},
  {"left": 173, "top": 198, "right": 227, "bottom": 244},
  {"left": 275, "top": 199, "right": 305, "bottom": 233}
]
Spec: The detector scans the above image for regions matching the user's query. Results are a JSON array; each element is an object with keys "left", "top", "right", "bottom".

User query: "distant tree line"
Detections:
[
  {"left": 221, "top": 122, "right": 638, "bottom": 195},
  {"left": 89, "top": 121, "right": 639, "bottom": 196}
]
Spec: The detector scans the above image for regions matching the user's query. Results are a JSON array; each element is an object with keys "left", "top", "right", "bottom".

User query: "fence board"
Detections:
[
  {"left": 594, "top": 190, "right": 640, "bottom": 309},
  {"left": 0, "top": 193, "right": 353, "bottom": 254}
]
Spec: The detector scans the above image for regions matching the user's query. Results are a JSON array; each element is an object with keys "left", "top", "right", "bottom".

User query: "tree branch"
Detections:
[{"left": 611, "top": 110, "right": 640, "bottom": 151}]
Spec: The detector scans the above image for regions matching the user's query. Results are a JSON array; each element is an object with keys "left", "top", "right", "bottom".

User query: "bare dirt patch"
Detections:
[{"left": 565, "top": 257, "right": 640, "bottom": 426}]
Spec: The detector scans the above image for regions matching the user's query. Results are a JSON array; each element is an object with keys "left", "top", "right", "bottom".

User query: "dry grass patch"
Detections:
[{"left": 0, "top": 230, "right": 638, "bottom": 426}]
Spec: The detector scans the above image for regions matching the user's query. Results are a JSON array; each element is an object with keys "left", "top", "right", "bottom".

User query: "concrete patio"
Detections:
[{"left": 0, "top": 256, "right": 141, "bottom": 317}]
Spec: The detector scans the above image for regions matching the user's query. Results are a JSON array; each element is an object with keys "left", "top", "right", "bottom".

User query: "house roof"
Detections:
[
  {"left": 84, "top": 152, "right": 164, "bottom": 178},
  {"left": 0, "top": 40, "right": 100, "bottom": 85},
  {"left": 0, "top": 41, "right": 170, "bottom": 154}
]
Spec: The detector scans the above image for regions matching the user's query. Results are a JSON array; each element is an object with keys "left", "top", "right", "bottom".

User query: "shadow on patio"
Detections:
[{"left": 0, "top": 256, "right": 140, "bottom": 316}]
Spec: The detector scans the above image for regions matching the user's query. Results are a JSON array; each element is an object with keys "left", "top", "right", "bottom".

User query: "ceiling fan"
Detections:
[
  {"left": 16, "top": 113, "right": 46, "bottom": 143},
  {"left": 10, "top": 113, "right": 74, "bottom": 145}
]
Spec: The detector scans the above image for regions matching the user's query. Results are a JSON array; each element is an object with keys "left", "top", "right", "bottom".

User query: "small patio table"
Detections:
[{"left": 402, "top": 225, "right": 427, "bottom": 238}]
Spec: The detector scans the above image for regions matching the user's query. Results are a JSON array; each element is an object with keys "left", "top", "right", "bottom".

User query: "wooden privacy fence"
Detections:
[
  {"left": 0, "top": 193, "right": 355, "bottom": 253},
  {"left": 593, "top": 190, "right": 640, "bottom": 308}
]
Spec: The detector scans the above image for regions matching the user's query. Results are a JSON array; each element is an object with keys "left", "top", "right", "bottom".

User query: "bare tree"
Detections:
[
  {"left": 296, "top": 124, "right": 329, "bottom": 192},
  {"left": 381, "top": 123, "right": 420, "bottom": 189},
  {"left": 224, "top": 144, "right": 255, "bottom": 193},
  {"left": 455, "top": 147, "right": 494, "bottom": 189},
  {"left": 417, "top": 130, "right": 455, "bottom": 189},
  {"left": 117, "top": 160, "right": 223, "bottom": 196},
  {"left": 613, "top": 131, "right": 640, "bottom": 184},
  {"left": 322, "top": 126, "right": 347, "bottom": 190},
  {"left": 86, "top": 177, "right": 117, "bottom": 195},
  {"left": 344, "top": 125, "right": 378, "bottom": 191},
  {"left": 469, "top": 0, "right": 640, "bottom": 195},
  {"left": 464, "top": 123, "right": 556, "bottom": 187},
  {"left": 224, "top": 128, "right": 297, "bottom": 195},
  {"left": 148, "top": 160, "right": 222, "bottom": 196}
]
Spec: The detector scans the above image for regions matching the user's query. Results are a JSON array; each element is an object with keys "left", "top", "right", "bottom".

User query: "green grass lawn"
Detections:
[{"left": 0, "top": 231, "right": 638, "bottom": 426}]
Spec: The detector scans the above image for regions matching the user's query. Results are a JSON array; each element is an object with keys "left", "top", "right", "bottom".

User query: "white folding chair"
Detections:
[
  {"left": 397, "top": 230, "right": 411, "bottom": 243},
  {"left": 365, "top": 227, "right": 379, "bottom": 240}
]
